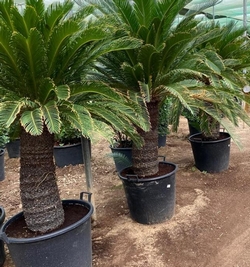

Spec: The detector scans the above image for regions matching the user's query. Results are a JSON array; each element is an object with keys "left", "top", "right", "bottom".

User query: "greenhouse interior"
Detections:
[{"left": 2, "top": 1, "right": 250, "bottom": 267}]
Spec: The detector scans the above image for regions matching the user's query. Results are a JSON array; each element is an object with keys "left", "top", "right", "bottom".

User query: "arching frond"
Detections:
[
  {"left": 20, "top": 108, "right": 43, "bottom": 135},
  {"left": 42, "top": 101, "right": 61, "bottom": 134}
]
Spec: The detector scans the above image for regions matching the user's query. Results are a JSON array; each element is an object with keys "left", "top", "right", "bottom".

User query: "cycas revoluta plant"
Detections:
[
  {"left": 0, "top": 0, "right": 149, "bottom": 233},
  {"left": 171, "top": 21, "right": 250, "bottom": 142},
  {"left": 85, "top": 0, "right": 243, "bottom": 177}
]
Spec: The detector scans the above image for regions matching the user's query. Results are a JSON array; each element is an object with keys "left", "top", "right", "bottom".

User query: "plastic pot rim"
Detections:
[
  {"left": 54, "top": 142, "right": 81, "bottom": 149},
  {"left": 119, "top": 161, "right": 178, "bottom": 183},
  {"left": 189, "top": 132, "right": 231, "bottom": 144},
  {"left": 0, "top": 199, "right": 93, "bottom": 244},
  {"left": 109, "top": 145, "right": 132, "bottom": 151},
  {"left": 0, "top": 207, "right": 5, "bottom": 225}
]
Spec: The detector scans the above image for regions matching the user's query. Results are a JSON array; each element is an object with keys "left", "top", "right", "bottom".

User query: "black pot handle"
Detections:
[
  {"left": 126, "top": 174, "right": 139, "bottom": 182},
  {"left": 80, "top": 192, "right": 92, "bottom": 202},
  {"left": 158, "top": 155, "right": 166, "bottom": 161},
  {"left": 0, "top": 232, "right": 9, "bottom": 244}
]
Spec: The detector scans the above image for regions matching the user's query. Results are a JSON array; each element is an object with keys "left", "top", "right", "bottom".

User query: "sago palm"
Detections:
[
  {"left": 85, "top": 0, "right": 236, "bottom": 177},
  {"left": 0, "top": 0, "right": 149, "bottom": 233},
  {"left": 171, "top": 21, "right": 250, "bottom": 141}
]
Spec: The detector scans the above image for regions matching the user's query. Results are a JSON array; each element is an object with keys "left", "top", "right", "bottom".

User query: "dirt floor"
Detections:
[{"left": 1, "top": 117, "right": 250, "bottom": 267}]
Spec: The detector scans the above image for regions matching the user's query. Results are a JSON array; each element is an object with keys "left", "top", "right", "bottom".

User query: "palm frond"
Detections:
[
  {"left": 42, "top": 101, "right": 61, "bottom": 134},
  {"left": 43, "top": 0, "right": 75, "bottom": 42},
  {"left": 0, "top": 101, "right": 23, "bottom": 127},
  {"left": 20, "top": 108, "right": 43, "bottom": 135},
  {"left": 12, "top": 5, "right": 40, "bottom": 37},
  {"left": 12, "top": 28, "right": 47, "bottom": 97}
]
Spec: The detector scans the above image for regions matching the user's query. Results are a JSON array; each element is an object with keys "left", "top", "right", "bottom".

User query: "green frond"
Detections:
[
  {"left": 47, "top": 19, "right": 80, "bottom": 75},
  {"left": 94, "top": 35, "right": 142, "bottom": 57},
  {"left": 161, "top": 32, "right": 194, "bottom": 72},
  {"left": 38, "top": 78, "right": 55, "bottom": 104},
  {"left": 72, "top": 103, "right": 94, "bottom": 134},
  {"left": 121, "top": 62, "right": 144, "bottom": 89},
  {"left": 26, "top": 0, "right": 45, "bottom": 17},
  {"left": 12, "top": 5, "right": 40, "bottom": 37},
  {"left": 0, "top": 26, "right": 22, "bottom": 83},
  {"left": 12, "top": 28, "right": 47, "bottom": 97},
  {"left": 0, "top": 0, "right": 15, "bottom": 30},
  {"left": 113, "top": 0, "right": 140, "bottom": 34},
  {"left": 133, "top": 0, "right": 153, "bottom": 26},
  {"left": 0, "top": 101, "right": 23, "bottom": 127},
  {"left": 157, "top": 0, "right": 189, "bottom": 34},
  {"left": 52, "top": 26, "right": 108, "bottom": 82},
  {"left": 20, "top": 108, "right": 43, "bottom": 135},
  {"left": 203, "top": 50, "right": 225, "bottom": 74},
  {"left": 87, "top": 102, "right": 144, "bottom": 146},
  {"left": 108, "top": 152, "right": 132, "bottom": 166},
  {"left": 157, "top": 68, "right": 204, "bottom": 86},
  {"left": 138, "top": 44, "right": 160, "bottom": 83},
  {"left": 138, "top": 82, "right": 151, "bottom": 102},
  {"left": 160, "top": 83, "right": 194, "bottom": 111},
  {"left": 55, "top": 85, "right": 70, "bottom": 101},
  {"left": 71, "top": 82, "right": 124, "bottom": 102},
  {"left": 42, "top": 101, "right": 61, "bottom": 134}
]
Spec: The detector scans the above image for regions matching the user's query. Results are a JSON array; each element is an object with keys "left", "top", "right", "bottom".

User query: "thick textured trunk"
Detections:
[
  {"left": 132, "top": 101, "right": 159, "bottom": 177},
  {"left": 20, "top": 126, "right": 64, "bottom": 233},
  {"left": 201, "top": 112, "right": 221, "bottom": 140},
  {"left": 201, "top": 102, "right": 220, "bottom": 140}
]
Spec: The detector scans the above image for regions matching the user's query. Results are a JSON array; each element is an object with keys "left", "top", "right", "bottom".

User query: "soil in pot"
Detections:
[
  {"left": 1, "top": 200, "right": 93, "bottom": 267},
  {"left": 119, "top": 162, "right": 177, "bottom": 225},
  {"left": 5, "top": 204, "right": 89, "bottom": 238}
]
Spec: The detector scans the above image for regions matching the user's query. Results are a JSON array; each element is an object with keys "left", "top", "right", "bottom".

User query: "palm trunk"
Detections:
[
  {"left": 200, "top": 103, "right": 221, "bottom": 140},
  {"left": 19, "top": 126, "right": 64, "bottom": 233},
  {"left": 132, "top": 101, "right": 159, "bottom": 177},
  {"left": 202, "top": 114, "right": 220, "bottom": 140}
]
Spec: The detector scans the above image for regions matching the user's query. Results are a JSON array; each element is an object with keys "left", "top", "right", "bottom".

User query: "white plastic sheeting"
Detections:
[
  {"left": 13, "top": 0, "right": 250, "bottom": 29},
  {"left": 185, "top": 0, "right": 249, "bottom": 28}
]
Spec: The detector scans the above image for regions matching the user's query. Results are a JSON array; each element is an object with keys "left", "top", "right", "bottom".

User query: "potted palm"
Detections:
[
  {"left": 0, "top": 0, "right": 149, "bottom": 266},
  {"left": 87, "top": 0, "right": 250, "bottom": 224},
  {"left": 186, "top": 22, "right": 250, "bottom": 173}
]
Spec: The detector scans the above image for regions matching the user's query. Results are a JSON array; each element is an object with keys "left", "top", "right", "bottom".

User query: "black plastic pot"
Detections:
[
  {"left": 158, "top": 134, "right": 167, "bottom": 148},
  {"left": 0, "top": 207, "right": 5, "bottom": 267},
  {"left": 189, "top": 132, "right": 231, "bottom": 173},
  {"left": 110, "top": 146, "right": 132, "bottom": 172},
  {"left": 6, "top": 139, "right": 20, "bottom": 158},
  {"left": 119, "top": 161, "right": 177, "bottom": 224},
  {"left": 0, "top": 195, "right": 93, "bottom": 267},
  {"left": 0, "top": 150, "right": 4, "bottom": 181},
  {"left": 54, "top": 143, "right": 84, "bottom": 167}
]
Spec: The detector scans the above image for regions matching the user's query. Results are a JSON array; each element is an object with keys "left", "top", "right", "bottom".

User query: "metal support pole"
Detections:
[
  {"left": 243, "top": 0, "right": 247, "bottom": 31},
  {"left": 81, "top": 137, "right": 97, "bottom": 221}
]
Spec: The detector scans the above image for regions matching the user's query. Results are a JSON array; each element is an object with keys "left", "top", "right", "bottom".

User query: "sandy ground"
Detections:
[{"left": 1, "top": 117, "right": 250, "bottom": 267}]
